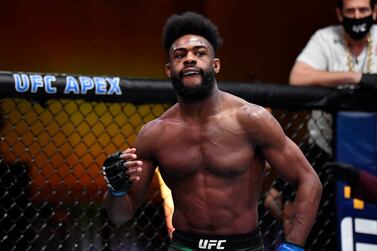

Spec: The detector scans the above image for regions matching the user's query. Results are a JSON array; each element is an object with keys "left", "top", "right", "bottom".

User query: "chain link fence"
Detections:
[{"left": 0, "top": 97, "right": 335, "bottom": 250}]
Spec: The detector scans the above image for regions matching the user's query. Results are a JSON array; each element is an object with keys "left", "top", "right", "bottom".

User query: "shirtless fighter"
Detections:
[{"left": 102, "top": 12, "right": 322, "bottom": 251}]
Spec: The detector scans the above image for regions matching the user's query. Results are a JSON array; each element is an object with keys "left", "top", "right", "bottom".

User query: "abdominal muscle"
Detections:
[{"left": 170, "top": 172, "right": 261, "bottom": 235}]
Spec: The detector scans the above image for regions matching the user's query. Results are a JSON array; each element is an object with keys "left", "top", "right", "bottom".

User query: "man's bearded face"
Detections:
[{"left": 170, "top": 66, "right": 216, "bottom": 102}]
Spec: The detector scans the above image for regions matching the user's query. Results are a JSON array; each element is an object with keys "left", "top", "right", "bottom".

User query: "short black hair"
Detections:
[
  {"left": 162, "top": 12, "right": 223, "bottom": 53},
  {"left": 337, "top": 0, "right": 376, "bottom": 9}
]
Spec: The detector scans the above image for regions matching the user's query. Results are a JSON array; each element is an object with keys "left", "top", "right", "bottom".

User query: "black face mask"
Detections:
[{"left": 342, "top": 15, "right": 374, "bottom": 40}]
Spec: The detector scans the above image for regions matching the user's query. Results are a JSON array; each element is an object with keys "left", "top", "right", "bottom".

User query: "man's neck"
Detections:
[
  {"left": 177, "top": 85, "right": 222, "bottom": 120},
  {"left": 345, "top": 33, "right": 370, "bottom": 56}
]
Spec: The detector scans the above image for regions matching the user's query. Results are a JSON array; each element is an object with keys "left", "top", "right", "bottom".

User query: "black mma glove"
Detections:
[
  {"left": 102, "top": 151, "right": 133, "bottom": 197},
  {"left": 360, "top": 73, "right": 377, "bottom": 91}
]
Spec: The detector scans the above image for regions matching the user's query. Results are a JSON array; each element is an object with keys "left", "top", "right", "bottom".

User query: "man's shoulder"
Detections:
[
  {"left": 221, "top": 91, "right": 255, "bottom": 107},
  {"left": 233, "top": 100, "right": 272, "bottom": 125},
  {"left": 235, "top": 102, "right": 282, "bottom": 145},
  {"left": 135, "top": 116, "right": 173, "bottom": 155},
  {"left": 370, "top": 24, "right": 377, "bottom": 36},
  {"left": 220, "top": 91, "right": 267, "bottom": 113},
  {"left": 140, "top": 105, "right": 179, "bottom": 135},
  {"left": 312, "top": 25, "right": 342, "bottom": 40}
]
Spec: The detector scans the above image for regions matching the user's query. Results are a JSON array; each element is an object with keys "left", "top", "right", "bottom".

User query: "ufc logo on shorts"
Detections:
[{"left": 198, "top": 239, "right": 227, "bottom": 250}]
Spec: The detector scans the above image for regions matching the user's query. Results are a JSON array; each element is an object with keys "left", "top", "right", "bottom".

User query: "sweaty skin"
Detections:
[
  {"left": 140, "top": 94, "right": 266, "bottom": 234},
  {"left": 134, "top": 90, "right": 320, "bottom": 242},
  {"left": 104, "top": 34, "right": 322, "bottom": 246}
]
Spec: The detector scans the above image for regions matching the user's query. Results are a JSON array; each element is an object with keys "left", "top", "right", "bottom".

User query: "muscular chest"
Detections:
[{"left": 155, "top": 119, "right": 255, "bottom": 179}]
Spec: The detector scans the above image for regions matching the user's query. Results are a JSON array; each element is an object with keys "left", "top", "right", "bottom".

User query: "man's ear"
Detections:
[
  {"left": 165, "top": 63, "right": 171, "bottom": 78},
  {"left": 373, "top": 5, "right": 377, "bottom": 20},
  {"left": 336, "top": 7, "right": 343, "bottom": 22},
  {"left": 214, "top": 58, "right": 221, "bottom": 74}
]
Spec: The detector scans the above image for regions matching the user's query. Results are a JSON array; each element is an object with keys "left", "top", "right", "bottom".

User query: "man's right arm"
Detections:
[
  {"left": 289, "top": 61, "right": 362, "bottom": 87},
  {"left": 103, "top": 155, "right": 156, "bottom": 225},
  {"left": 103, "top": 124, "right": 157, "bottom": 225}
]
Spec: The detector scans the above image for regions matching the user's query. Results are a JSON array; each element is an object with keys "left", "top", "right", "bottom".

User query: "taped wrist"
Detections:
[
  {"left": 278, "top": 241, "right": 304, "bottom": 251},
  {"left": 102, "top": 152, "right": 133, "bottom": 196},
  {"left": 109, "top": 189, "right": 128, "bottom": 197}
]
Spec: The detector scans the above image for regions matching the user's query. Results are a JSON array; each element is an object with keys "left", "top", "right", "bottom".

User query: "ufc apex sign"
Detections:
[{"left": 198, "top": 239, "right": 227, "bottom": 250}]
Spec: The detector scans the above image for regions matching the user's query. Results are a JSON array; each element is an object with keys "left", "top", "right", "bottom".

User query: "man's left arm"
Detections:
[
  {"left": 246, "top": 107, "right": 322, "bottom": 247},
  {"left": 264, "top": 136, "right": 322, "bottom": 247}
]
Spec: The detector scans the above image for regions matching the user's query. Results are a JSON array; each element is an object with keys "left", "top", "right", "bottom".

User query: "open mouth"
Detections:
[{"left": 181, "top": 68, "right": 201, "bottom": 78}]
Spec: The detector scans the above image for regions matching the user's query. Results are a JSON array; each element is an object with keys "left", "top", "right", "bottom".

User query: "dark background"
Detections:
[{"left": 0, "top": 0, "right": 337, "bottom": 83}]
